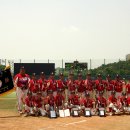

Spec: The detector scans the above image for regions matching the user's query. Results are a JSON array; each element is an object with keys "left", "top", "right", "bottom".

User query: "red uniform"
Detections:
[
  {"left": 105, "top": 80, "right": 114, "bottom": 91},
  {"left": 108, "top": 96, "right": 117, "bottom": 104},
  {"left": 127, "top": 97, "right": 130, "bottom": 105},
  {"left": 75, "top": 80, "right": 86, "bottom": 93},
  {"left": 84, "top": 79, "right": 94, "bottom": 91},
  {"left": 97, "top": 97, "right": 107, "bottom": 107},
  {"left": 67, "top": 80, "right": 76, "bottom": 92},
  {"left": 114, "top": 80, "right": 123, "bottom": 92},
  {"left": 126, "top": 83, "right": 130, "bottom": 94},
  {"left": 47, "top": 79, "right": 57, "bottom": 92},
  {"left": 24, "top": 96, "right": 34, "bottom": 107},
  {"left": 33, "top": 95, "right": 43, "bottom": 108},
  {"left": 69, "top": 95, "right": 80, "bottom": 105},
  {"left": 95, "top": 80, "right": 106, "bottom": 92},
  {"left": 47, "top": 96, "right": 55, "bottom": 107},
  {"left": 38, "top": 78, "right": 47, "bottom": 92},
  {"left": 81, "top": 98, "right": 94, "bottom": 108},
  {"left": 55, "top": 94, "right": 64, "bottom": 106},
  {"left": 29, "top": 79, "right": 39, "bottom": 93},
  {"left": 56, "top": 79, "right": 66, "bottom": 91},
  {"left": 14, "top": 73, "right": 30, "bottom": 88},
  {"left": 119, "top": 96, "right": 128, "bottom": 106}
]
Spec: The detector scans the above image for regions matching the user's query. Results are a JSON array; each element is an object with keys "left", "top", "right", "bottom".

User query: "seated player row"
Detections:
[{"left": 23, "top": 89, "right": 130, "bottom": 117}]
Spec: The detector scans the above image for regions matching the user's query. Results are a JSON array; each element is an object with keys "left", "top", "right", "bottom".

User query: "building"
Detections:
[{"left": 126, "top": 54, "right": 130, "bottom": 61}]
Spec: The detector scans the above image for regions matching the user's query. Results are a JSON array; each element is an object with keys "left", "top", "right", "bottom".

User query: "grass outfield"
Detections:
[{"left": 0, "top": 90, "right": 17, "bottom": 110}]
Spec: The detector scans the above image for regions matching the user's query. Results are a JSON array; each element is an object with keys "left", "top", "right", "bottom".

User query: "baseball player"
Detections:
[
  {"left": 14, "top": 66, "right": 30, "bottom": 114},
  {"left": 84, "top": 73, "right": 94, "bottom": 98},
  {"left": 105, "top": 74, "right": 115, "bottom": 98},
  {"left": 47, "top": 72, "right": 57, "bottom": 96},
  {"left": 113, "top": 74, "right": 123, "bottom": 98},
  {"left": 126, "top": 78, "right": 130, "bottom": 97},
  {"left": 95, "top": 74, "right": 106, "bottom": 97},
  {"left": 67, "top": 73, "right": 76, "bottom": 96},
  {"left": 28, "top": 73, "right": 39, "bottom": 96},
  {"left": 75, "top": 73, "right": 86, "bottom": 98},
  {"left": 55, "top": 89, "right": 65, "bottom": 111},
  {"left": 32, "top": 91, "right": 46, "bottom": 116},
  {"left": 108, "top": 91, "right": 120, "bottom": 116},
  {"left": 38, "top": 72, "right": 47, "bottom": 97}
]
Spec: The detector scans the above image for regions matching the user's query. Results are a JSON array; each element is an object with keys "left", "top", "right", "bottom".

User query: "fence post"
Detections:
[
  {"left": 62, "top": 59, "right": 63, "bottom": 72},
  {"left": 90, "top": 59, "right": 92, "bottom": 70},
  {"left": 48, "top": 59, "right": 49, "bottom": 63}
]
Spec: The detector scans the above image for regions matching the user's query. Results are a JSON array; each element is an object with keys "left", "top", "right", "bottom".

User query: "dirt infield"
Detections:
[{"left": 0, "top": 110, "right": 130, "bottom": 130}]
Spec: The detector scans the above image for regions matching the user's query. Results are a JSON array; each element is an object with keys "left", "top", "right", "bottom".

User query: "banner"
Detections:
[{"left": 0, "top": 66, "right": 14, "bottom": 94}]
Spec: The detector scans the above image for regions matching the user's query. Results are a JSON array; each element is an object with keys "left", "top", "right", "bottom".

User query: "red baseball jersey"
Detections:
[
  {"left": 67, "top": 80, "right": 76, "bottom": 92},
  {"left": 47, "top": 79, "right": 57, "bottom": 91},
  {"left": 75, "top": 80, "right": 86, "bottom": 93},
  {"left": 105, "top": 80, "right": 114, "bottom": 91},
  {"left": 108, "top": 96, "right": 117, "bottom": 104},
  {"left": 33, "top": 95, "right": 43, "bottom": 108},
  {"left": 29, "top": 79, "right": 39, "bottom": 93},
  {"left": 14, "top": 73, "right": 30, "bottom": 88},
  {"left": 38, "top": 78, "right": 47, "bottom": 92},
  {"left": 97, "top": 96, "right": 107, "bottom": 107},
  {"left": 81, "top": 98, "right": 94, "bottom": 108},
  {"left": 95, "top": 80, "right": 106, "bottom": 92},
  {"left": 119, "top": 96, "right": 128, "bottom": 106},
  {"left": 126, "top": 83, "right": 130, "bottom": 94},
  {"left": 69, "top": 95, "right": 80, "bottom": 105},
  {"left": 56, "top": 79, "right": 66, "bottom": 91},
  {"left": 55, "top": 94, "right": 64, "bottom": 106},
  {"left": 84, "top": 79, "right": 94, "bottom": 91},
  {"left": 114, "top": 80, "right": 123, "bottom": 92},
  {"left": 47, "top": 96, "right": 55, "bottom": 106},
  {"left": 24, "top": 96, "right": 34, "bottom": 107}
]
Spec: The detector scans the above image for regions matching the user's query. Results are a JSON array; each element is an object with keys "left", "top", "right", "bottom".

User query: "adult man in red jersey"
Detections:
[{"left": 14, "top": 66, "right": 30, "bottom": 114}]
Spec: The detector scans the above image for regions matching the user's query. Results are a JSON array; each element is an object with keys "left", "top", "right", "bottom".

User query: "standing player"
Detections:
[
  {"left": 56, "top": 73, "right": 67, "bottom": 100},
  {"left": 47, "top": 72, "right": 57, "bottom": 96},
  {"left": 67, "top": 73, "right": 76, "bottom": 96},
  {"left": 95, "top": 74, "right": 106, "bottom": 97},
  {"left": 126, "top": 78, "right": 130, "bottom": 97},
  {"left": 38, "top": 72, "right": 47, "bottom": 97},
  {"left": 75, "top": 73, "right": 86, "bottom": 98},
  {"left": 105, "top": 75, "right": 114, "bottom": 98},
  {"left": 84, "top": 73, "right": 94, "bottom": 98},
  {"left": 14, "top": 66, "right": 30, "bottom": 114},
  {"left": 28, "top": 73, "right": 39, "bottom": 96},
  {"left": 114, "top": 74, "right": 123, "bottom": 98}
]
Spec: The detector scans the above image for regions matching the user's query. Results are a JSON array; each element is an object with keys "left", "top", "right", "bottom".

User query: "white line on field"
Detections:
[{"left": 39, "top": 120, "right": 86, "bottom": 130}]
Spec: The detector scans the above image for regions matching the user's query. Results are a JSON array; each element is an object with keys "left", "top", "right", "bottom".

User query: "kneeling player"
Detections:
[
  {"left": 95, "top": 91, "right": 107, "bottom": 116},
  {"left": 108, "top": 91, "right": 120, "bottom": 116},
  {"left": 33, "top": 92, "right": 46, "bottom": 116},
  {"left": 23, "top": 92, "right": 34, "bottom": 117},
  {"left": 80, "top": 92, "right": 95, "bottom": 116}
]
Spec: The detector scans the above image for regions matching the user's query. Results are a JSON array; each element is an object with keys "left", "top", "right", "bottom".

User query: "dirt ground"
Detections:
[{"left": 0, "top": 110, "right": 130, "bottom": 130}]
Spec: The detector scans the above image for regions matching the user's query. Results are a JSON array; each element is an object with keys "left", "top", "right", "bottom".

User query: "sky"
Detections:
[{"left": 0, "top": 0, "right": 130, "bottom": 61}]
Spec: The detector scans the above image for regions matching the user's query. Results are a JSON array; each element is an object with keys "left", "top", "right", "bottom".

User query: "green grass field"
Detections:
[{"left": 0, "top": 91, "right": 17, "bottom": 110}]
